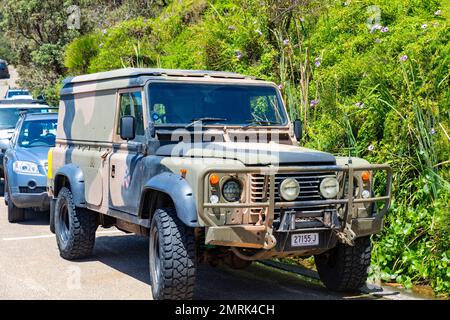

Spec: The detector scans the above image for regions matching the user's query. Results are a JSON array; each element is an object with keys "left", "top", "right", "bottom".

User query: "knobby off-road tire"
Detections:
[
  {"left": 55, "top": 187, "right": 97, "bottom": 260},
  {"left": 149, "top": 207, "right": 196, "bottom": 300},
  {"left": 314, "top": 236, "right": 371, "bottom": 292}
]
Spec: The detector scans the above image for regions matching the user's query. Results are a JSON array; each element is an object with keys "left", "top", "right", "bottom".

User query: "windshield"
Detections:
[
  {"left": 18, "top": 119, "right": 57, "bottom": 148},
  {"left": 0, "top": 108, "right": 21, "bottom": 129},
  {"left": 148, "top": 83, "right": 288, "bottom": 126}
]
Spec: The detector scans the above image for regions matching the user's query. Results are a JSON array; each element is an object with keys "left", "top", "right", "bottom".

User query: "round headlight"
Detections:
[
  {"left": 320, "top": 177, "right": 339, "bottom": 199},
  {"left": 279, "top": 178, "right": 300, "bottom": 201},
  {"left": 222, "top": 179, "right": 242, "bottom": 202}
]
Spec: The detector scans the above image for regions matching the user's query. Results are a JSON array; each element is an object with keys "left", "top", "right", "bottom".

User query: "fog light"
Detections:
[
  {"left": 320, "top": 177, "right": 339, "bottom": 199},
  {"left": 279, "top": 178, "right": 300, "bottom": 201},
  {"left": 209, "top": 195, "right": 219, "bottom": 203},
  {"left": 361, "top": 190, "right": 371, "bottom": 199}
]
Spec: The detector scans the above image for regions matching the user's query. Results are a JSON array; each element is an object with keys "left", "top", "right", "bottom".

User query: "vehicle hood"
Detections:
[
  {"left": 15, "top": 146, "right": 50, "bottom": 165},
  {"left": 156, "top": 142, "right": 336, "bottom": 165}
]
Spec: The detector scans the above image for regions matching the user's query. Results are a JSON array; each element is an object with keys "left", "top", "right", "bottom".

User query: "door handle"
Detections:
[{"left": 111, "top": 165, "right": 115, "bottom": 178}]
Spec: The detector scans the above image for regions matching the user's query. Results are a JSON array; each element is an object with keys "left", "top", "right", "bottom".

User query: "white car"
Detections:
[{"left": 4, "top": 89, "right": 33, "bottom": 100}]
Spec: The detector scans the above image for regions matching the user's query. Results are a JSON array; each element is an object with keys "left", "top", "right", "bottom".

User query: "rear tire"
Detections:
[
  {"left": 149, "top": 207, "right": 196, "bottom": 300},
  {"left": 7, "top": 196, "right": 25, "bottom": 223},
  {"left": 314, "top": 236, "right": 371, "bottom": 292},
  {"left": 55, "top": 187, "right": 97, "bottom": 260}
]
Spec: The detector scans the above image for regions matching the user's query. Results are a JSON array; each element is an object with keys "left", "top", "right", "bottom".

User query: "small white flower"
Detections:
[
  {"left": 368, "top": 145, "right": 374, "bottom": 151},
  {"left": 435, "top": 10, "right": 441, "bottom": 16}
]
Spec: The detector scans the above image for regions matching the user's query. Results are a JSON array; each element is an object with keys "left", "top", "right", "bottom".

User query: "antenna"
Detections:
[{"left": 345, "top": 113, "right": 353, "bottom": 164}]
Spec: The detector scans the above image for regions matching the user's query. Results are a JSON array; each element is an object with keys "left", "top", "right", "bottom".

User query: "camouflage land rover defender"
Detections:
[{"left": 47, "top": 68, "right": 392, "bottom": 300}]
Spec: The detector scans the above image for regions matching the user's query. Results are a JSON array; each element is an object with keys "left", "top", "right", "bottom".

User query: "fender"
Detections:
[
  {"left": 53, "top": 164, "right": 86, "bottom": 207},
  {"left": 141, "top": 172, "right": 199, "bottom": 227}
]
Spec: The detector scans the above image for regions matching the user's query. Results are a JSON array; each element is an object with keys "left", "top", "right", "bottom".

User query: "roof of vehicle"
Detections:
[
  {"left": 23, "top": 112, "right": 58, "bottom": 121},
  {"left": 63, "top": 68, "right": 259, "bottom": 85},
  {"left": 6, "top": 88, "right": 29, "bottom": 92},
  {"left": 61, "top": 68, "right": 275, "bottom": 96},
  {"left": 0, "top": 99, "right": 48, "bottom": 107}
]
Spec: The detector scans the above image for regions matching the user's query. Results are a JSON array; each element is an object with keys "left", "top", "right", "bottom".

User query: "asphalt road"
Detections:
[{"left": 0, "top": 196, "right": 389, "bottom": 300}]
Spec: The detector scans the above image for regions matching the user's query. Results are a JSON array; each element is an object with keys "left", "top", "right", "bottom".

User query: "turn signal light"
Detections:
[
  {"left": 209, "top": 174, "right": 220, "bottom": 185},
  {"left": 361, "top": 171, "right": 371, "bottom": 182}
]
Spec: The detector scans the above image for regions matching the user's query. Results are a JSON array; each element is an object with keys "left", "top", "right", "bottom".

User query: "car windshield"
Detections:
[
  {"left": 18, "top": 118, "right": 57, "bottom": 148},
  {"left": 148, "top": 83, "right": 288, "bottom": 126},
  {"left": 0, "top": 108, "right": 21, "bottom": 129}
]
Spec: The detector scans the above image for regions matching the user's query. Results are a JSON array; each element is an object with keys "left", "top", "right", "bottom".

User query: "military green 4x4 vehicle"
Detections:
[{"left": 48, "top": 68, "right": 392, "bottom": 300}]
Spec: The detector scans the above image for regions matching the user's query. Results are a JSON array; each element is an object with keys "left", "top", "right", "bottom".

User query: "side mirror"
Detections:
[
  {"left": 120, "top": 116, "right": 136, "bottom": 141},
  {"left": 293, "top": 119, "right": 302, "bottom": 141}
]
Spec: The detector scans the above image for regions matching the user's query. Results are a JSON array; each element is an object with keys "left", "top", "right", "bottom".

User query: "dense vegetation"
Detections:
[{"left": 1, "top": 0, "right": 448, "bottom": 295}]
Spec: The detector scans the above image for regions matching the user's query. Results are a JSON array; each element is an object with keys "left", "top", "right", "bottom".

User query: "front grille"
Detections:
[
  {"left": 250, "top": 171, "right": 337, "bottom": 230},
  {"left": 19, "top": 187, "right": 47, "bottom": 194},
  {"left": 250, "top": 172, "right": 336, "bottom": 205}
]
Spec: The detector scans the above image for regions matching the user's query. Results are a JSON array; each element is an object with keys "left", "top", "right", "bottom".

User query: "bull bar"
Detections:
[{"left": 200, "top": 164, "right": 392, "bottom": 244}]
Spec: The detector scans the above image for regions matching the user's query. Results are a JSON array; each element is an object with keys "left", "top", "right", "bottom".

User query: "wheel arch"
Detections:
[
  {"left": 53, "top": 164, "right": 86, "bottom": 207},
  {"left": 139, "top": 172, "right": 199, "bottom": 227}
]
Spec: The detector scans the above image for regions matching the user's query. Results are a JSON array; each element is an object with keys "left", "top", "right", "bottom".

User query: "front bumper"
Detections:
[
  {"left": 10, "top": 191, "right": 50, "bottom": 209},
  {"left": 200, "top": 164, "right": 392, "bottom": 254}
]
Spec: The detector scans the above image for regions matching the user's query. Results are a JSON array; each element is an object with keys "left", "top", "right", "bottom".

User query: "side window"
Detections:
[{"left": 118, "top": 91, "right": 145, "bottom": 138}]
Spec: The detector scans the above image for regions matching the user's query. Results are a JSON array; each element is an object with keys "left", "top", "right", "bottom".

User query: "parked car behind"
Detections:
[
  {"left": 4, "top": 88, "right": 33, "bottom": 100},
  {"left": 0, "top": 99, "right": 54, "bottom": 188},
  {"left": 3, "top": 112, "right": 57, "bottom": 222},
  {"left": 0, "top": 60, "right": 9, "bottom": 79}
]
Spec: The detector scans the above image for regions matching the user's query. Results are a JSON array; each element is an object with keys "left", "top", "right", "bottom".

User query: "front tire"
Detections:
[
  {"left": 149, "top": 208, "right": 196, "bottom": 300},
  {"left": 315, "top": 236, "right": 371, "bottom": 292},
  {"left": 55, "top": 187, "right": 97, "bottom": 260},
  {"left": 7, "top": 195, "right": 25, "bottom": 223}
]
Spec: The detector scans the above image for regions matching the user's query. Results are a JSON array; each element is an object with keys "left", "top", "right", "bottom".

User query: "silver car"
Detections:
[
  {"left": 0, "top": 100, "right": 51, "bottom": 183},
  {"left": 3, "top": 112, "right": 57, "bottom": 222}
]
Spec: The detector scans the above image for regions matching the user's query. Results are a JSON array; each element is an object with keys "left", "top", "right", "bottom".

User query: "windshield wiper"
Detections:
[
  {"left": 185, "top": 117, "right": 227, "bottom": 128},
  {"left": 242, "top": 120, "right": 282, "bottom": 130}
]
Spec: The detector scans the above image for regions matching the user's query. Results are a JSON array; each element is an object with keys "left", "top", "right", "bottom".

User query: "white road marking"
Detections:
[{"left": 2, "top": 230, "right": 124, "bottom": 241}]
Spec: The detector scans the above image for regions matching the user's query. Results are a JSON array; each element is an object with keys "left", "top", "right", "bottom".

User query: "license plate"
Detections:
[{"left": 291, "top": 233, "right": 319, "bottom": 247}]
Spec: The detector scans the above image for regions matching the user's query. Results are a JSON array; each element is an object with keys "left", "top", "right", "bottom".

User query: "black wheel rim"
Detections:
[
  {"left": 58, "top": 202, "right": 70, "bottom": 243},
  {"left": 149, "top": 225, "right": 162, "bottom": 295}
]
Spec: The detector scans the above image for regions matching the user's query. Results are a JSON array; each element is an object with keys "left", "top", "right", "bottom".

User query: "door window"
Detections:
[{"left": 118, "top": 91, "right": 145, "bottom": 139}]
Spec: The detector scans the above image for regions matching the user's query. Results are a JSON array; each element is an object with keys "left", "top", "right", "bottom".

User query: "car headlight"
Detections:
[
  {"left": 320, "top": 177, "right": 339, "bottom": 199},
  {"left": 222, "top": 179, "right": 242, "bottom": 202},
  {"left": 13, "top": 161, "right": 39, "bottom": 174},
  {"left": 279, "top": 178, "right": 300, "bottom": 201}
]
